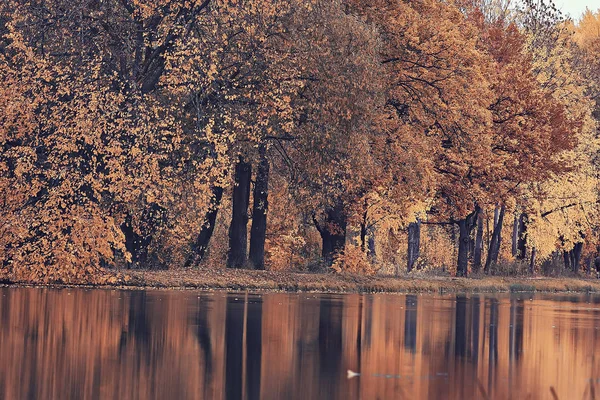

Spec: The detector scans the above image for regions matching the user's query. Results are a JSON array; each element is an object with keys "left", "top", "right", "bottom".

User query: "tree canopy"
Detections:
[{"left": 1, "top": 0, "right": 599, "bottom": 282}]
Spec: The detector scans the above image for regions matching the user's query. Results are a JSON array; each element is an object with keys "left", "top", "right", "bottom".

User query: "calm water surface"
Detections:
[{"left": 1, "top": 287, "right": 600, "bottom": 399}]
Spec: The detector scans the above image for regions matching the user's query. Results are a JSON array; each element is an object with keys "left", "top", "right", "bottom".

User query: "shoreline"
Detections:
[{"left": 3, "top": 269, "right": 600, "bottom": 294}]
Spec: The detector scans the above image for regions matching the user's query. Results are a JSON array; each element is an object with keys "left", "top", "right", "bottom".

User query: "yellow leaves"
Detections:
[
  {"left": 572, "top": 9, "right": 600, "bottom": 49},
  {"left": 331, "top": 245, "right": 377, "bottom": 275}
]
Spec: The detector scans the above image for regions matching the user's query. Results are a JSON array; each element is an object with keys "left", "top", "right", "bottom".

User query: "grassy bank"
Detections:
[
  {"left": 3, "top": 268, "right": 599, "bottom": 294},
  {"left": 125, "top": 269, "right": 600, "bottom": 293}
]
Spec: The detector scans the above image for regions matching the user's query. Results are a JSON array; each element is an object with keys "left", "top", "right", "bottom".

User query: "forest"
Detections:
[{"left": 1, "top": 0, "right": 600, "bottom": 284}]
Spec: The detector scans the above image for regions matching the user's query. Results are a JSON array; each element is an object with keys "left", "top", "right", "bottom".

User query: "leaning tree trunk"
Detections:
[
  {"left": 227, "top": 159, "right": 252, "bottom": 269},
  {"left": 249, "top": 144, "right": 270, "bottom": 270},
  {"left": 517, "top": 213, "right": 527, "bottom": 260},
  {"left": 473, "top": 212, "right": 484, "bottom": 274},
  {"left": 494, "top": 206, "right": 500, "bottom": 229},
  {"left": 185, "top": 186, "right": 224, "bottom": 268},
  {"left": 407, "top": 221, "right": 421, "bottom": 272},
  {"left": 315, "top": 203, "right": 347, "bottom": 266},
  {"left": 485, "top": 205, "right": 505, "bottom": 274}
]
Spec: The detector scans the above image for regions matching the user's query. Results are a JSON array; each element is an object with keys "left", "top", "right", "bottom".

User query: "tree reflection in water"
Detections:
[{"left": 1, "top": 288, "right": 599, "bottom": 399}]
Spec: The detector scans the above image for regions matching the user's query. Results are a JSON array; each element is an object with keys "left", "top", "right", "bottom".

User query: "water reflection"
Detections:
[{"left": 1, "top": 287, "right": 600, "bottom": 399}]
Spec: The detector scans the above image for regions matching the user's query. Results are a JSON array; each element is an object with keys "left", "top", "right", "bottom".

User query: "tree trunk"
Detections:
[
  {"left": 456, "top": 207, "right": 480, "bottom": 277},
  {"left": 360, "top": 198, "right": 369, "bottom": 253},
  {"left": 494, "top": 206, "right": 500, "bottom": 229},
  {"left": 249, "top": 144, "right": 270, "bottom": 270},
  {"left": 457, "top": 218, "right": 470, "bottom": 277},
  {"left": 456, "top": 218, "right": 469, "bottom": 277},
  {"left": 367, "top": 228, "right": 376, "bottom": 262},
  {"left": 227, "top": 159, "right": 252, "bottom": 269},
  {"left": 511, "top": 215, "right": 518, "bottom": 257},
  {"left": 473, "top": 212, "right": 484, "bottom": 274},
  {"left": 486, "top": 214, "right": 491, "bottom": 253},
  {"left": 360, "top": 223, "right": 367, "bottom": 253},
  {"left": 485, "top": 204, "right": 505, "bottom": 274},
  {"left": 185, "top": 186, "right": 224, "bottom": 268},
  {"left": 407, "top": 221, "right": 421, "bottom": 272},
  {"left": 316, "top": 203, "right": 347, "bottom": 266},
  {"left": 563, "top": 250, "right": 571, "bottom": 270},
  {"left": 121, "top": 203, "right": 166, "bottom": 268},
  {"left": 529, "top": 247, "right": 537, "bottom": 274},
  {"left": 121, "top": 214, "right": 141, "bottom": 267},
  {"left": 517, "top": 213, "right": 527, "bottom": 260},
  {"left": 563, "top": 250, "right": 571, "bottom": 271},
  {"left": 468, "top": 229, "right": 475, "bottom": 261},
  {"left": 572, "top": 242, "right": 583, "bottom": 274}
]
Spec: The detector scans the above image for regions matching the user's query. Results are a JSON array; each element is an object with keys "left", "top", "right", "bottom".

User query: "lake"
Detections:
[{"left": 1, "top": 287, "right": 599, "bottom": 399}]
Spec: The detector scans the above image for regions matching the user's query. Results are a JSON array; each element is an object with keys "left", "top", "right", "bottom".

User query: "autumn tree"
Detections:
[
  {"left": 0, "top": 0, "right": 192, "bottom": 280},
  {"left": 0, "top": 0, "right": 253, "bottom": 279}
]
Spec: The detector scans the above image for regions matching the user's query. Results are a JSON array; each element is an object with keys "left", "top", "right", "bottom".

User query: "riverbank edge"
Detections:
[{"left": 3, "top": 269, "right": 600, "bottom": 294}]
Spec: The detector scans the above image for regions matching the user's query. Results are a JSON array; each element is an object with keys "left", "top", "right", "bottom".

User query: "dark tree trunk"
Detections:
[
  {"left": 367, "top": 229, "right": 376, "bottom": 262},
  {"left": 494, "top": 206, "right": 500, "bottom": 228},
  {"left": 473, "top": 212, "right": 484, "bottom": 274},
  {"left": 563, "top": 250, "right": 571, "bottom": 271},
  {"left": 517, "top": 213, "right": 527, "bottom": 260},
  {"left": 360, "top": 198, "right": 369, "bottom": 253},
  {"left": 121, "top": 214, "right": 141, "bottom": 266},
  {"left": 511, "top": 215, "right": 518, "bottom": 257},
  {"left": 468, "top": 228, "right": 475, "bottom": 261},
  {"left": 315, "top": 203, "right": 347, "bottom": 266},
  {"left": 485, "top": 205, "right": 505, "bottom": 274},
  {"left": 457, "top": 219, "right": 470, "bottom": 277},
  {"left": 456, "top": 207, "right": 480, "bottom": 277},
  {"left": 185, "top": 186, "right": 223, "bottom": 268},
  {"left": 407, "top": 221, "right": 421, "bottom": 272},
  {"left": 486, "top": 215, "right": 491, "bottom": 253},
  {"left": 572, "top": 242, "right": 583, "bottom": 274},
  {"left": 249, "top": 144, "right": 270, "bottom": 270},
  {"left": 529, "top": 247, "right": 537, "bottom": 274},
  {"left": 227, "top": 159, "right": 252, "bottom": 269},
  {"left": 121, "top": 203, "right": 166, "bottom": 268},
  {"left": 360, "top": 223, "right": 367, "bottom": 253}
]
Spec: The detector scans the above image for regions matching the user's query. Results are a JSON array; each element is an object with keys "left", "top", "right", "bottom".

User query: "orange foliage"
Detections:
[{"left": 0, "top": 0, "right": 598, "bottom": 280}]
